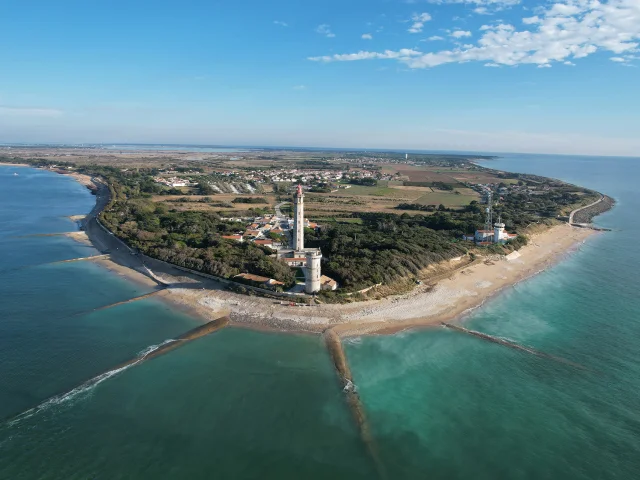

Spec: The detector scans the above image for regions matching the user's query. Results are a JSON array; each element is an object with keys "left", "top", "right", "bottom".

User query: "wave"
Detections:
[{"left": 7, "top": 339, "right": 176, "bottom": 427}]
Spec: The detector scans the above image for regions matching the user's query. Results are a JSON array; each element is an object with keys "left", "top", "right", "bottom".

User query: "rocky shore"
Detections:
[{"left": 572, "top": 195, "right": 615, "bottom": 224}]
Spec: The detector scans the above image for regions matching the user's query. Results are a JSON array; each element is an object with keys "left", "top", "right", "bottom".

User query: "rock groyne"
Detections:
[
  {"left": 571, "top": 195, "right": 615, "bottom": 225},
  {"left": 324, "top": 329, "right": 387, "bottom": 479}
]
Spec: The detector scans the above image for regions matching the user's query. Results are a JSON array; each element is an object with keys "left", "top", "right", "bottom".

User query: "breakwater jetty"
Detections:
[
  {"left": 324, "top": 329, "right": 387, "bottom": 479},
  {"left": 442, "top": 323, "right": 587, "bottom": 370},
  {"left": 89, "top": 290, "right": 166, "bottom": 313},
  {"left": 4, "top": 316, "right": 229, "bottom": 425}
]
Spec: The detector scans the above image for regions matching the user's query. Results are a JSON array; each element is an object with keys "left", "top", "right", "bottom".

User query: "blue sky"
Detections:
[{"left": 1, "top": 0, "right": 639, "bottom": 155}]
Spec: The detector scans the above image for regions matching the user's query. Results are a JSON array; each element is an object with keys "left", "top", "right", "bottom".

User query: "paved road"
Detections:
[
  {"left": 82, "top": 180, "right": 162, "bottom": 285},
  {"left": 274, "top": 201, "right": 290, "bottom": 220},
  {"left": 569, "top": 195, "right": 604, "bottom": 225}
]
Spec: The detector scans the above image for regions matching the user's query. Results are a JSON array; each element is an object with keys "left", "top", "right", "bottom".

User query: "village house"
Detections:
[
  {"left": 222, "top": 234, "right": 243, "bottom": 242},
  {"left": 234, "top": 273, "right": 284, "bottom": 290}
]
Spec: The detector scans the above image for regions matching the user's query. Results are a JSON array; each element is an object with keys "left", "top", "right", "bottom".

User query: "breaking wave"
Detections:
[{"left": 7, "top": 339, "right": 176, "bottom": 426}]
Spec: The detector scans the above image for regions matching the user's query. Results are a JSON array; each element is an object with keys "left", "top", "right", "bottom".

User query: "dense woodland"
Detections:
[{"left": 305, "top": 215, "right": 469, "bottom": 290}]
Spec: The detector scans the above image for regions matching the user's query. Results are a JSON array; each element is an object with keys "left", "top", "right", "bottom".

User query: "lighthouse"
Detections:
[
  {"left": 305, "top": 250, "right": 322, "bottom": 294},
  {"left": 293, "top": 184, "right": 305, "bottom": 252},
  {"left": 494, "top": 216, "right": 506, "bottom": 243}
]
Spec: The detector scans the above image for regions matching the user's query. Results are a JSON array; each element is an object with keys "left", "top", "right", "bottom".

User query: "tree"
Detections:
[{"left": 197, "top": 183, "right": 216, "bottom": 195}]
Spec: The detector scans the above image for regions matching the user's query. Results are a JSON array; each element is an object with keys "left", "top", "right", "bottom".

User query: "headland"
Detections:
[{"left": 0, "top": 149, "right": 613, "bottom": 337}]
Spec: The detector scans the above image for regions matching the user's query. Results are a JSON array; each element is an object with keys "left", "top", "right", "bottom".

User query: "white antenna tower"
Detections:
[{"left": 485, "top": 191, "right": 493, "bottom": 231}]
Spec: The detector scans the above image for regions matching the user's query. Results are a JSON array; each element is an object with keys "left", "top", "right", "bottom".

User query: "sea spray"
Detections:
[
  {"left": 8, "top": 351, "right": 153, "bottom": 426},
  {"left": 441, "top": 322, "right": 588, "bottom": 370},
  {"left": 4, "top": 317, "right": 229, "bottom": 426},
  {"left": 324, "top": 328, "right": 388, "bottom": 480}
]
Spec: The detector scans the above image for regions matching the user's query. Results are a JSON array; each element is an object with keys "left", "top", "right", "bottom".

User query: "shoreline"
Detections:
[
  {"left": 56, "top": 167, "right": 601, "bottom": 338},
  {"left": 144, "top": 223, "right": 597, "bottom": 337}
]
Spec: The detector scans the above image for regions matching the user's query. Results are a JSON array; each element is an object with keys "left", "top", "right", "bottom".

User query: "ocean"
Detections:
[{"left": 1, "top": 155, "right": 639, "bottom": 479}]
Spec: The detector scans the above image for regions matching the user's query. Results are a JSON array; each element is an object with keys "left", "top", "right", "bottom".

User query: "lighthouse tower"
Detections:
[
  {"left": 494, "top": 216, "right": 506, "bottom": 243},
  {"left": 305, "top": 250, "right": 322, "bottom": 294},
  {"left": 293, "top": 185, "right": 305, "bottom": 252}
]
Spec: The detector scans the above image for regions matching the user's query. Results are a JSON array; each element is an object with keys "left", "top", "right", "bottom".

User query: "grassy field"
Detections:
[
  {"left": 152, "top": 194, "right": 278, "bottom": 212},
  {"left": 149, "top": 163, "right": 486, "bottom": 218},
  {"left": 336, "top": 185, "right": 409, "bottom": 197},
  {"left": 311, "top": 217, "right": 364, "bottom": 224},
  {"left": 414, "top": 191, "right": 478, "bottom": 207}
]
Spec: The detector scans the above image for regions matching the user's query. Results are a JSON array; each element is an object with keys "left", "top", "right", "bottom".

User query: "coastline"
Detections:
[
  {"left": 54, "top": 167, "right": 600, "bottom": 337},
  {"left": 0, "top": 162, "right": 29, "bottom": 167},
  {"left": 147, "top": 223, "right": 597, "bottom": 336}
]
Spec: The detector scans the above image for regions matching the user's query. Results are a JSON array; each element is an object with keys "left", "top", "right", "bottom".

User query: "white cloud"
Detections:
[
  {"left": 316, "top": 24, "right": 335, "bottom": 38},
  {"left": 274, "top": 20, "right": 288, "bottom": 27},
  {"left": 428, "top": 0, "right": 520, "bottom": 5},
  {"left": 293, "top": 85, "right": 306, "bottom": 90},
  {"left": 309, "top": 49, "right": 422, "bottom": 63},
  {"left": 408, "top": 12, "right": 432, "bottom": 33},
  {"left": 474, "top": 7, "right": 491, "bottom": 14},
  {"left": 0, "top": 106, "right": 63, "bottom": 118},
  {"left": 427, "top": 35, "right": 444, "bottom": 40},
  {"left": 484, "top": 62, "right": 501, "bottom": 66},
  {"left": 362, "top": 33, "right": 373, "bottom": 40},
  {"left": 451, "top": 30, "right": 472, "bottom": 38},
  {"left": 522, "top": 15, "right": 541, "bottom": 24},
  {"left": 309, "top": 0, "right": 640, "bottom": 69}
]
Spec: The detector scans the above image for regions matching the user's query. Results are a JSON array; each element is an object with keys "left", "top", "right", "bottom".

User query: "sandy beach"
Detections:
[
  {"left": 0, "top": 162, "right": 29, "bottom": 167},
  {"left": 147, "top": 223, "right": 596, "bottom": 336}
]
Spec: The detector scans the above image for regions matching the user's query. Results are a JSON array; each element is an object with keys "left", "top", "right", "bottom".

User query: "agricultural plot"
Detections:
[
  {"left": 414, "top": 191, "right": 479, "bottom": 208},
  {"left": 152, "top": 194, "right": 277, "bottom": 213}
]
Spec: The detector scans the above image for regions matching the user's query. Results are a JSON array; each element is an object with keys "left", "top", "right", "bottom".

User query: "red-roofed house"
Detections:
[
  {"left": 320, "top": 275, "right": 338, "bottom": 291},
  {"left": 222, "top": 235, "right": 243, "bottom": 242},
  {"left": 234, "top": 273, "right": 285, "bottom": 290},
  {"left": 253, "top": 239, "right": 275, "bottom": 250}
]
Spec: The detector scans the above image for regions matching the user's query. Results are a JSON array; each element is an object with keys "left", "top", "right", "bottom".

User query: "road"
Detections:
[
  {"left": 82, "top": 179, "right": 163, "bottom": 285},
  {"left": 569, "top": 195, "right": 604, "bottom": 225},
  {"left": 274, "top": 201, "right": 290, "bottom": 220}
]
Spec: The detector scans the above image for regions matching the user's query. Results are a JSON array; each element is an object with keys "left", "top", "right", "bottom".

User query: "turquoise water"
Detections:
[
  {"left": 345, "top": 154, "right": 640, "bottom": 479},
  {"left": 1, "top": 157, "right": 640, "bottom": 479},
  {"left": 0, "top": 166, "right": 371, "bottom": 478}
]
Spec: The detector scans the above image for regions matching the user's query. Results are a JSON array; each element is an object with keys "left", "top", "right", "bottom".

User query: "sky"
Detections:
[{"left": 1, "top": 0, "right": 639, "bottom": 156}]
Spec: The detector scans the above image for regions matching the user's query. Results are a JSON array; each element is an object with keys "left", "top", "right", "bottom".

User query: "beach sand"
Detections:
[
  {"left": 156, "top": 224, "right": 596, "bottom": 336},
  {"left": 0, "top": 162, "right": 29, "bottom": 167}
]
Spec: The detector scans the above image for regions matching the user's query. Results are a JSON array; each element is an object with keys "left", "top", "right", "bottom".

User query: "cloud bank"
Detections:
[{"left": 309, "top": 0, "right": 640, "bottom": 68}]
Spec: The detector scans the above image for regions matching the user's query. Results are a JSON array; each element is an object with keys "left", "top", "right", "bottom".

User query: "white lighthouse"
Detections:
[
  {"left": 305, "top": 250, "right": 322, "bottom": 294},
  {"left": 293, "top": 184, "right": 305, "bottom": 252},
  {"left": 494, "top": 217, "right": 506, "bottom": 243}
]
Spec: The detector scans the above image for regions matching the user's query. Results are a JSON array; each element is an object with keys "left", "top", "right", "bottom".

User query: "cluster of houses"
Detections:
[
  {"left": 468, "top": 180, "right": 552, "bottom": 203},
  {"left": 152, "top": 176, "right": 196, "bottom": 188},
  {"left": 221, "top": 214, "right": 318, "bottom": 252},
  {"left": 229, "top": 166, "right": 393, "bottom": 185}
]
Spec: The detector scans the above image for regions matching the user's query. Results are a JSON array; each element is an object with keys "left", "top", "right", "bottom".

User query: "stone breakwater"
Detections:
[
  {"left": 573, "top": 195, "right": 615, "bottom": 224},
  {"left": 3, "top": 317, "right": 229, "bottom": 425}
]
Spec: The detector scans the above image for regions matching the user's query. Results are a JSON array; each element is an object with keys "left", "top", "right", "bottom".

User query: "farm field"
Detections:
[{"left": 152, "top": 194, "right": 277, "bottom": 213}]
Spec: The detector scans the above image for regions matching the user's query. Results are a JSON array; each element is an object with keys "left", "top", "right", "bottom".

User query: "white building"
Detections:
[{"left": 472, "top": 221, "right": 517, "bottom": 244}]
